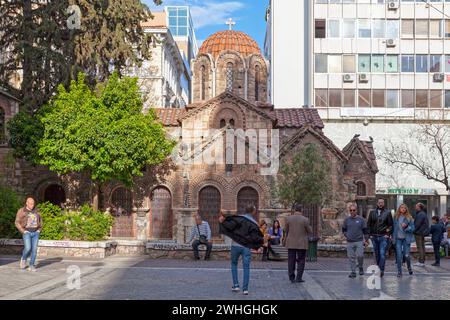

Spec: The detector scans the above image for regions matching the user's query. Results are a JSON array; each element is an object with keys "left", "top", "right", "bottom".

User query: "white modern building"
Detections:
[{"left": 265, "top": 0, "right": 450, "bottom": 216}]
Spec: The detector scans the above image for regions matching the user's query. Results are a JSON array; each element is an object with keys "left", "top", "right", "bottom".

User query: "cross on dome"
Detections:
[{"left": 226, "top": 18, "right": 236, "bottom": 30}]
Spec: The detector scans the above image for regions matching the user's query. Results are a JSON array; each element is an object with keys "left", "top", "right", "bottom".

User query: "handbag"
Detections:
[{"left": 197, "top": 224, "right": 208, "bottom": 245}]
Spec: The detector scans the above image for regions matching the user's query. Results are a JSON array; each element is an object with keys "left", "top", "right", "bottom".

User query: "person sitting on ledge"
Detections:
[{"left": 188, "top": 214, "right": 212, "bottom": 261}]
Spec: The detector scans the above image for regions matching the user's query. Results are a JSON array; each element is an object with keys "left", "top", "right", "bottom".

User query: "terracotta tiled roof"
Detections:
[
  {"left": 273, "top": 109, "right": 324, "bottom": 129},
  {"left": 199, "top": 30, "right": 261, "bottom": 59},
  {"left": 343, "top": 136, "right": 379, "bottom": 173},
  {"left": 153, "top": 108, "right": 185, "bottom": 127},
  {"left": 141, "top": 12, "right": 167, "bottom": 28}
]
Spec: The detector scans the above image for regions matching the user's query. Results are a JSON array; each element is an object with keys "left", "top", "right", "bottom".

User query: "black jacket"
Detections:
[
  {"left": 429, "top": 222, "right": 445, "bottom": 244},
  {"left": 367, "top": 208, "right": 393, "bottom": 236},
  {"left": 413, "top": 210, "right": 430, "bottom": 236},
  {"left": 219, "top": 215, "right": 264, "bottom": 250}
]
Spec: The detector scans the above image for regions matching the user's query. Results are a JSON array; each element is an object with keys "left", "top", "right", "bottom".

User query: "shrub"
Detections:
[
  {"left": 37, "top": 203, "right": 114, "bottom": 241},
  {"left": 0, "top": 187, "right": 23, "bottom": 239}
]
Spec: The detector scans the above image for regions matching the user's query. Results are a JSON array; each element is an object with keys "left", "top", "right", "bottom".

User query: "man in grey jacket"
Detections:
[{"left": 342, "top": 204, "right": 369, "bottom": 278}]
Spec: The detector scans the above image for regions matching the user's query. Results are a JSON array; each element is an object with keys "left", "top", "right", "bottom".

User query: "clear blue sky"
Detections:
[{"left": 144, "top": 0, "right": 269, "bottom": 50}]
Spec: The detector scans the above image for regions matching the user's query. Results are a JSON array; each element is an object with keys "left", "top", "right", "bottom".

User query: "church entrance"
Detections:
[
  {"left": 110, "top": 187, "right": 134, "bottom": 238},
  {"left": 150, "top": 187, "right": 173, "bottom": 239},
  {"left": 198, "top": 186, "right": 221, "bottom": 237},
  {"left": 237, "top": 187, "right": 259, "bottom": 220},
  {"left": 43, "top": 184, "right": 66, "bottom": 207}
]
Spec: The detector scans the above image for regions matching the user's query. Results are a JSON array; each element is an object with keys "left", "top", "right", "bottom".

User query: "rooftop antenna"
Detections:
[{"left": 226, "top": 18, "right": 236, "bottom": 30}]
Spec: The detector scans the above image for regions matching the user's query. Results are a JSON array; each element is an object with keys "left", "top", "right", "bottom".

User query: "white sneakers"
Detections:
[
  {"left": 413, "top": 262, "right": 425, "bottom": 267},
  {"left": 19, "top": 259, "right": 26, "bottom": 269},
  {"left": 28, "top": 266, "right": 37, "bottom": 272}
]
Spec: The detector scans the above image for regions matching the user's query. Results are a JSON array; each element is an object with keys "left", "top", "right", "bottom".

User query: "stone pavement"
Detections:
[{"left": 0, "top": 255, "right": 449, "bottom": 300}]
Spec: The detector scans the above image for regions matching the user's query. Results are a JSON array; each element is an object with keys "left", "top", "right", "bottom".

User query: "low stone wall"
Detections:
[
  {"left": 0, "top": 239, "right": 117, "bottom": 259},
  {"left": 146, "top": 241, "right": 231, "bottom": 260},
  {"left": 114, "top": 240, "right": 146, "bottom": 256}
]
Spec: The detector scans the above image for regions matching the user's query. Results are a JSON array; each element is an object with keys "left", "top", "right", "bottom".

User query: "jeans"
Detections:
[
  {"left": 371, "top": 236, "right": 388, "bottom": 272},
  {"left": 22, "top": 231, "right": 40, "bottom": 266},
  {"left": 346, "top": 241, "right": 364, "bottom": 273},
  {"left": 231, "top": 246, "right": 251, "bottom": 291},
  {"left": 395, "top": 239, "right": 412, "bottom": 273},
  {"left": 432, "top": 242, "right": 441, "bottom": 264},
  {"left": 288, "top": 249, "right": 307, "bottom": 281},
  {"left": 415, "top": 235, "right": 426, "bottom": 263},
  {"left": 192, "top": 240, "right": 212, "bottom": 259}
]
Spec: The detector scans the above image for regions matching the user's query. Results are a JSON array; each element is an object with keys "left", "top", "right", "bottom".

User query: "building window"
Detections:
[
  {"left": 430, "top": 55, "right": 442, "bottom": 73},
  {"left": 445, "top": 20, "right": 450, "bottom": 38},
  {"left": 343, "top": 90, "right": 355, "bottom": 107},
  {"left": 445, "top": 90, "right": 450, "bottom": 108},
  {"left": 372, "top": 90, "right": 385, "bottom": 108},
  {"left": 315, "top": 54, "right": 328, "bottom": 73},
  {"left": 416, "top": 90, "right": 429, "bottom": 108},
  {"left": 358, "top": 90, "right": 371, "bottom": 108},
  {"left": 255, "top": 65, "right": 260, "bottom": 101},
  {"left": 200, "top": 65, "right": 206, "bottom": 100},
  {"left": 430, "top": 20, "right": 442, "bottom": 38},
  {"left": 229, "top": 119, "right": 235, "bottom": 128},
  {"left": 415, "top": 20, "right": 429, "bottom": 38},
  {"left": 328, "top": 55, "right": 342, "bottom": 73},
  {"left": 0, "top": 107, "right": 5, "bottom": 145},
  {"left": 343, "top": 55, "right": 356, "bottom": 73},
  {"left": 357, "top": 182, "right": 367, "bottom": 197},
  {"left": 401, "top": 20, "right": 414, "bottom": 38},
  {"left": 371, "top": 55, "right": 384, "bottom": 73},
  {"left": 386, "top": 90, "right": 399, "bottom": 108},
  {"left": 220, "top": 119, "right": 226, "bottom": 128},
  {"left": 315, "top": 90, "right": 328, "bottom": 107},
  {"left": 226, "top": 63, "right": 233, "bottom": 92},
  {"left": 446, "top": 55, "right": 450, "bottom": 72},
  {"left": 386, "top": 55, "right": 398, "bottom": 73},
  {"left": 401, "top": 55, "right": 415, "bottom": 72},
  {"left": 358, "top": 19, "right": 371, "bottom": 38},
  {"left": 358, "top": 55, "right": 371, "bottom": 72},
  {"left": 416, "top": 55, "right": 428, "bottom": 73},
  {"left": 372, "top": 19, "right": 385, "bottom": 38},
  {"left": 343, "top": 19, "right": 355, "bottom": 38},
  {"left": 430, "top": 90, "right": 442, "bottom": 109},
  {"left": 386, "top": 20, "right": 399, "bottom": 39},
  {"left": 328, "top": 20, "right": 340, "bottom": 38},
  {"left": 329, "top": 90, "right": 342, "bottom": 108},
  {"left": 402, "top": 90, "right": 415, "bottom": 108},
  {"left": 315, "top": 19, "right": 326, "bottom": 38}
]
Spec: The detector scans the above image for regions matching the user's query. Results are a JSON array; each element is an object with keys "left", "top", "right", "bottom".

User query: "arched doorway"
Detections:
[
  {"left": 43, "top": 184, "right": 66, "bottom": 207},
  {"left": 237, "top": 187, "right": 259, "bottom": 220},
  {"left": 198, "top": 186, "right": 221, "bottom": 237},
  {"left": 150, "top": 187, "right": 173, "bottom": 239},
  {"left": 110, "top": 187, "right": 134, "bottom": 238}
]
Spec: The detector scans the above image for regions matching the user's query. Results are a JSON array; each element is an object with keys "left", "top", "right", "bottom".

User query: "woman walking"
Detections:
[{"left": 393, "top": 204, "right": 415, "bottom": 277}]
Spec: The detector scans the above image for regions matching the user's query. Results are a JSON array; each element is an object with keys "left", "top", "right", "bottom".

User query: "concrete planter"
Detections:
[{"left": 0, "top": 239, "right": 117, "bottom": 259}]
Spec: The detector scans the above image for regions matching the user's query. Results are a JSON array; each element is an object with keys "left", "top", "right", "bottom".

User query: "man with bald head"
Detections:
[{"left": 15, "top": 197, "right": 42, "bottom": 272}]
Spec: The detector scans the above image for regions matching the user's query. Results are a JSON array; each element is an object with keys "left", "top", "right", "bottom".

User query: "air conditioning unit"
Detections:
[
  {"left": 386, "top": 39, "right": 397, "bottom": 47},
  {"left": 433, "top": 73, "right": 445, "bottom": 82},
  {"left": 358, "top": 74, "right": 369, "bottom": 83},
  {"left": 387, "top": 1, "right": 399, "bottom": 10},
  {"left": 343, "top": 74, "right": 355, "bottom": 83}
]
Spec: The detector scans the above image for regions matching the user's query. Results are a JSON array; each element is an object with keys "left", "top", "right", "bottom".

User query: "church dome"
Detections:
[{"left": 198, "top": 30, "right": 261, "bottom": 59}]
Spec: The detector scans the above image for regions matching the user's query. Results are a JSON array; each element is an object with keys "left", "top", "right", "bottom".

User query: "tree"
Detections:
[
  {"left": 277, "top": 143, "right": 331, "bottom": 209},
  {"left": 37, "top": 72, "right": 175, "bottom": 209},
  {"left": 381, "top": 124, "right": 450, "bottom": 192},
  {"left": 0, "top": 0, "right": 162, "bottom": 113}
]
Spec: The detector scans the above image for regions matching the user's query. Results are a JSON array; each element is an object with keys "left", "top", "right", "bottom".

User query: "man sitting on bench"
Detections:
[{"left": 188, "top": 214, "right": 213, "bottom": 260}]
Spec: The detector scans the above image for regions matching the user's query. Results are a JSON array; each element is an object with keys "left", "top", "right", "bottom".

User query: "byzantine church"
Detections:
[{"left": 0, "top": 29, "right": 378, "bottom": 243}]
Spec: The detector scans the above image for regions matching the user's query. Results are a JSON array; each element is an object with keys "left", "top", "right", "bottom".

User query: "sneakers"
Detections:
[
  {"left": 28, "top": 266, "right": 37, "bottom": 272},
  {"left": 431, "top": 263, "right": 440, "bottom": 267},
  {"left": 380, "top": 271, "right": 384, "bottom": 278},
  {"left": 243, "top": 290, "right": 249, "bottom": 295},
  {"left": 231, "top": 286, "right": 240, "bottom": 292},
  {"left": 408, "top": 269, "right": 413, "bottom": 275},
  {"left": 397, "top": 272, "right": 402, "bottom": 278},
  {"left": 359, "top": 268, "right": 364, "bottom": 276},
  {"left": 348, "top": 272, "right": 357, "bottom": 278},
  {"left": 19, "top": 259, "right": 26, "bottom": 269},
  {"left": 295, "top": 279, "right": 305, "bottom": 283},
  {"left": 414, "top": 262, "right": 425, "bottom": 267}
]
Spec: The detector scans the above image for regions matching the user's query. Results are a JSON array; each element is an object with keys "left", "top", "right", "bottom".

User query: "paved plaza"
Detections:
[{"left": 0, "top": 255, "right": 449, "bottom": 300}]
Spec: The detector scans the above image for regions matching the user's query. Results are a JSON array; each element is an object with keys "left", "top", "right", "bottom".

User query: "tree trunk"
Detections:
[{"left": 92, "top": 182, "right": 102, "bottom": 211}]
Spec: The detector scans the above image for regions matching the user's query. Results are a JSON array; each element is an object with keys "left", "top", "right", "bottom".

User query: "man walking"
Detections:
[
  {"left": 367, "top": 199, "right": 393, "bottom": 277},
  {"left": 413, "top": 203, "right": 429, "bottom": 267},
  {"left": 188, "top": 214, "right": 212, "bottom": 260},
  {"left": 283, "top": 204, "right": 313, "bottom": 283},
  {"left": 342, "top": 204, "right": 369, "bottom": 278},
  {"left": 219, "top": 206, "right": 262, "bottom": 296},
  {"left": 15, "top": 197, "right": 42, "bottom": 272}
]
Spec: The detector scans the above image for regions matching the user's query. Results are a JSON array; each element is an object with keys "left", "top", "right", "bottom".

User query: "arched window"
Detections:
[
  {"left": 200, "top": 65, "right": 206, "bottom": 100},
  {"left": 226, "top": 62, "right": 234, "bottom": 92},
  {"left": 237, "top": 187, "right": 259, "bottom": 220},
  {"left": 255, "top": 65, "right": 260, "bottom": 102},
  {"left": 0, "top": 107, "right": 5, "bottom": 145},
  {"left": 220, "top": 119, "right": 226, "bottom": 128},
  {"left": 43, "top": 184, "right": 66, "bottom": 207},
  {"left": 356, "top": 181, "right": 367, "bottom": 197},
  {"left": 229, "top": 119, "right": 235, "bottom": 128}
]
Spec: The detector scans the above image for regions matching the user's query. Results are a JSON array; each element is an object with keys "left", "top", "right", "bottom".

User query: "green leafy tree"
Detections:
[
  {"left": 38, "top": 72, "right": 175, "bottom": 209},
  {"left": 277, "top": 143, "right": 331, "bottom": 209},
  {"left": 0, "top": 186, "right": 23, "bottom": 239}
]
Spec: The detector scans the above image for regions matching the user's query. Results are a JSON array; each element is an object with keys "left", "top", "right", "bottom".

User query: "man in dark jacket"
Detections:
[
  {"left": 367, "top": 199, "right": 393, "bottom": 277},
  {"left": 219, "top": 206, "right": 263, "bottom": 296},
  {"left": 413, "top": 203, "right": 429, "bottom": 267},
  {"left": 429, "top": 216, "right": 445, "bottom": 266}
]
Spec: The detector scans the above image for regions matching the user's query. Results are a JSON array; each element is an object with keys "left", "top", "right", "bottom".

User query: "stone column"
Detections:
[
  {"left": 135, "top": 208, "right": 150, "bottom": 241},
  {"left": 173, "top": 208, "right": 198, "bottom": 243}
]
